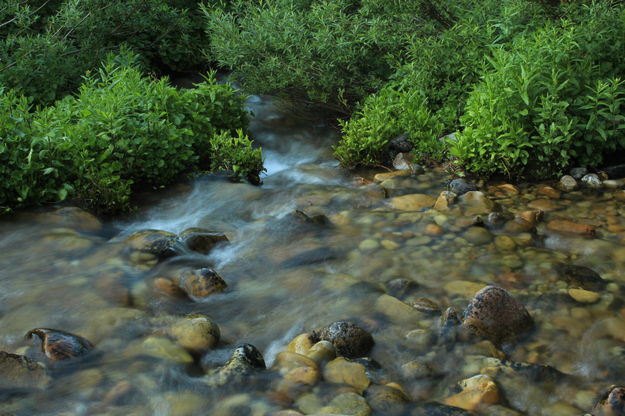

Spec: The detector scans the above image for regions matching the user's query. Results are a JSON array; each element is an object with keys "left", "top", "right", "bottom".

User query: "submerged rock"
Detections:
[
  {"left": 462, "top": 286, "right": 533, "bottom": 346},
  {"left": 449, "top": 179, "right": 478, "bottom": 196},
  {"left": 179, "top": 228, "right": 228, "bottom": 255},
  {"left": 315, "top": 321, "right": 374, "bottom": 358},
  {"left": 124, "top": 229, "right": 179, "bottom": 259},
  {"left": 205, "top": 344, "right": 266, "bottom": 387},
  {"left": 413, "top": 403, "right": 477, "bottom": 415},
  {"left": 593, "top": 385, "right": 625, "bottom": 416},
  {"left": 444, "top": 374, "right": 501, "bottom": 411},
  {"left": 26, "top": 328, "right": 94, "bottom": 361},
  {"left": 179, "top": 268, "right": 227, "bottom": 299},
  {"left": 167, "top": 315, "right": 220, "bottom": 354},
  {"left": 555, "top": 263, "right": 606, "bottom": 291},
  {"left": 0, "top": 351, "right": 50, "bottom": 392}
]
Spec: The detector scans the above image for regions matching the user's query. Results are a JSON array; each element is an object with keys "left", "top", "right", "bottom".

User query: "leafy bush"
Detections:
[
  {"left": 204, "top": 0, "right": 458, "bottom": 113},
  {"left": 0, "top": 34, "right": 85, "bottom": 105},
  {"left": 334, "top": 88, "right": 444, "bottom": 168},
  {"left": 0, "top": 53, "right": 264, "bottom": 214},
  {"left": 0, "top": 90, "right": 70, "bottom": 212},
  {"left": 334, "top": 0, "right": 546, "bottom": 168},
  {"left": 453, "top": 3, "right": 625, "bottom": 179}
]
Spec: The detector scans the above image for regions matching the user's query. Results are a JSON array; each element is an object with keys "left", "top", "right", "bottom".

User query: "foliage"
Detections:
[
  {"left": 0, "top": 53, "right": 262, "bottom": 214},
  {"left": 453, "top": 2, "right": 625, "bottom": 179},
  {"left": 334, "top": 87, "right": 444, "bottom": 168},
  {"left": 0, "top": 90, "right": 70, "bottom": 212},
  {"left": 334, "top": 0, "right": 549, "bottom": 168},
  {"left": 204, "top": 0, "right": 459, "bottom": 113},
  {"left": 0, "top": 34, "right": 85, "bottom": 105},
  {"left": 209, "top": 129, "right": 265, "bottom": 184}
]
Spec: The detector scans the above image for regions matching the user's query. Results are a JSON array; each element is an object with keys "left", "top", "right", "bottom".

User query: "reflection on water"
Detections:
[{"left": 1, "top": 95, "right": 625, "bottom": 415}]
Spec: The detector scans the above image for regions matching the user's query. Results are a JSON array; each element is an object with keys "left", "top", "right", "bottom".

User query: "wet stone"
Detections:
[
  {"left": 323, "top": 357, "right": 371, "bottom": 393},
  {"left": 570, "top": 167, "right": 588, "bottom": 179},
  {"left": 179, "top": 228, "right": 228, "bottom": 255},
  {"left": 462, "top": 286, "right": 533, "bottom": 346},
  {"left": 366, "top": 384, "right": 410, "bottom": 414},
  {"left": 463, "top": 227, "right": 493, "bottom": 245},
  {"left": 315, "top": 321, "right": 374, "bottom": 358},
  {"left": 449, "top": 179, "right": 478, "bottom": 195},
  {"left": 459, "top": 191, "right": 495, "bottom": 216},
  {"left": 321, "top": 392, "right": 372, "bottom": 416},
  {"left": 555, "top": 263, "right": 606, "bottom": 291},
  {"left": 167, "top": 315, "right": 220, "bottom": 354},
  {"left": 559, "top": 175, "right": 578, "bottom": 192},
  {"left": 26, "top": 328, "right": 94, "bottom": 361},
  {"left": 593, "top": 385, "right": 625, "bottom": 416},
  {"left": 582, "top": 173, "right": 602, "bottom": 188},
  {"left": 412, "top": 297, "right": 441, "bottom": 314},
  {"left": 0, "top": 351, "right": 50, "bottom": 392},
  {"left": 124, "top": 229, "right": 179, "bottom": 259},
  {"left": 568, "top": 288, "right": 600, "bottom": 304},
  {"left": 179, "top": 268, "right": 227, "bottom": 299}
]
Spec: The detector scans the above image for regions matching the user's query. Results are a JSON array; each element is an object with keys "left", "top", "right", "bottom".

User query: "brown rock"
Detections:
[
  {"left": 462, "top": 286, "right": 533, "bottom": 346},
  {"left": 390, "top": 194, "right": 435, "bottom": 211},
  {"left": 286, "top": 334, "right": 315, "bottom": 355},
  {"left": 527, "top": 199, "right": 559, "bottom": 211},
  {"left": 547, "top": 220, "right": 596, "bottom": 236},
  {"left": 179, "top": 268, "right": 227, "bottom": 299},
  {"left": 153, "top": 277, "right": 188, "bottom": 299},
  {"left": 459, "top": 191, "right": 495, "bottom": 216},
  {"left": 179, "top": 228, "right": 228, "bottom": 255},
  {"left": 537, "top": 186, "right": 561, "bottom": 199},
  {"left": 435, "top": 191, "right": 457, "bottom": 211},
  {"left": 374, "top": 171, "right": 411, "bottom": 182},
  {"left": 424, "top": 224, "right": 445, "bottom": 236}
]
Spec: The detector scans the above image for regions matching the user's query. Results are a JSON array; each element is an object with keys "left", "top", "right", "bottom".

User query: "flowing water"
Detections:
[{"left": 1, "top": 95, "right": 625, "bottom": 416}]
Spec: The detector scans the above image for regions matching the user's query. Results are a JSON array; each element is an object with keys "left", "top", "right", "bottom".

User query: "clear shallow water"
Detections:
[{"left": 1, "top": 96, "right": 625, "bottom": 416}]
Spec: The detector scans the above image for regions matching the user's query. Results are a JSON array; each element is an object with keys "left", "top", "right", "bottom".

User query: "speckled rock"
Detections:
[
  {"left": 323, "top": 357, "right": 370, "bottom": 392},
  {"left": 593, "top": 385, "right": 625, "bottom": 416},
  {"left": 315, "top": 321, "right": 374, "bottom": 358},
  {"left": 205, "top": 344, "right": 266, "bottom": 387},
  {"left": 0, "top": 351, "right": 50, "bottom": 392},
  {"left": 179, "top": 228, "right": 228, "bottom": 254},
  {"left": 179, "top": 268, "right": 227, "bottom": 299},
  {"left": 462, "top": 286, "right": 533, "bottom": 346}
]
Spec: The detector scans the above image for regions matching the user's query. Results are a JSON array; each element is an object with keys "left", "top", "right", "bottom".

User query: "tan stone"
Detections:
[
  {"left": 374, "top": 294, "right": 421, "bottom": 326},
  {"left": 568, "top": 288, "right": 600, "bottom": 304},
  {"left": 494, "top": 235, "right": 517, "bottom": 251},
  {"left": 286, "top": 334, "right": 315, "bottom": 355},
  {"left": 460, "top": 191, "right": 495, "bottom": 215},
  {"left": 434, "top": 191, "right": 457, "bottom": 211},
  {"left": 444, "top": 374, "right": 500, "bottom": 411},
  {"left": 517, "top": 210, "right": 543, "bottom": 226},
  {"left": 547, "top": 220, "right": 595, "bottom": 236},
  {"left": 323, "top": 357, "right": 371, "bottom": 392},
  {"left": 274, "top": 352, "right": 318, "bottom": 373},
  {"left": 495, "top": 184, "right": 520, "bottom": 196},
  {"left": 537, "top": 186, "right": 561, "bottom": 199},
  {"left": 390, "top": 194, "right": 435, "bottom": 211},
  {"left": 305, "top": 340, "right": 336, "bottom": 364},
  {"left": 374, "top": 171, "right": 411, "bottom": 182},
  {"left": 424, "top": 224, "right": 444, "bottom": 236},
  {"left": 504, "top": 218, "right": 535, "bottom": 233},
  {"left": 283, "top": 366, "right": 320, "bottom": 386},
  {"left": 528, "top": 199, "right": 559, "bottom": 211}
]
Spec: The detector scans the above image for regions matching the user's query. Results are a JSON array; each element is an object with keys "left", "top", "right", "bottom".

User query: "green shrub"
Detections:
[
  {"left": 204, "top": 0, "right": 458, "bottom": 113},
  {"left": 209, "top": 129, "right": 265, "bottom": 184},
  {"left": 0, "top": 90, "right": 70, "bottom": 212},
  {"left": 453, "top": 3, "right": 625, "bottom": 179},
  {"left": 17, "top": 53, "right": 263, "bottom": 214},
  {"left": 0, "top": 34, "right": 85, "bottom": 105},
  {"left": 334, "top": 87, "right": 444, "bottom": 168}
]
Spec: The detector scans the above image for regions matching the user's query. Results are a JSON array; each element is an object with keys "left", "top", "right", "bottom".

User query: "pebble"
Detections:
[
  {"left": 444, "top": 374, "right": 501, "bottom": 411},
  {"left": 374, "top": 171, "right": 411, "bottom": 182},
  {"left": 568, "top": 288, "right": 600, "bottom": 304},
  {"left": 494, "top": 235, "right": 517, "bottom": 251},
  {"left": 323, "top": 357, "right": 371, "bottom": 393},
  {"left": 459, "top": 191, "right": 495, "bottom": 215},
  {"left": 359, "top": 239, "right": 380, "bottom": 251},
  {"left": 375, "top": 294, "right": 421, "bottom": 326},
  {"left": 546, "top": 219, "right": 595, "bottom": 236},
  {"left": 463, "top": 227, "right": 493, "bottom": 245},
  {"left": 444, "top": 281, "right": 487, "bottom": 298},
  {"left": 390, "top": 194, "right": 435, "bottom": 211}
]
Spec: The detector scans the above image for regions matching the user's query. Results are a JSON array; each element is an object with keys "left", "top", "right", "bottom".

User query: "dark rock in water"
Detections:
[
  {"left": 179, "top": 268, "right": 227, "bottom": 299},
  {"left": 462, "top": 286, "right": 533, "bottom": 346},
  {"left": 386, "top": 278, "right": 418, "bottom": 298},
  {"left": 555, "top": 263, "right": 606, "bottom": 291},
  {"left": 25, "top": 329, "right": 93, "bottom": 361},
  {"left": 570, "top": 167, "right": 588, "bottom": 180},
  {"left": 603, "top": 164, "right": 625, "bottom": 179},
  {"left": 412, "top": 298, "right": 441, "bottom": 314},
  {"left": 413, "top": 403, "right": 476, "bottom": 415},
  {"left": 124, "top": 229, "right": 179, "bottom": 259},
  {"left": 280, "top": 247, "right": 336, "bottom": 268},
  {"left": 315, "top": 321, "right": 374, "bottom": 358},
  {"left": 449, "top": 179, "right": 478, "bottom": 196},
  {"left": 594, "top": 385, "right": 625, "bottom": 416},
  {"left": 294, "top": 210, "right": 331, "bottom": 227},
  {"left": 439, "top": 307, "right": 461, "bottom": 350},
  {"left": 504, "top": 360, "right": 565, "bottom": 383},
  {"left": 0, "top": 351, "right": 50, "bottom": 392},
  {"left": 389, "top": 133, "right": 413, "bottom": 155},
  {"left": 204, "top": 344, "right": 266, "bottom": 387},
  {"left": 179, "top": 228, "right": 228, "bottom": 255}
]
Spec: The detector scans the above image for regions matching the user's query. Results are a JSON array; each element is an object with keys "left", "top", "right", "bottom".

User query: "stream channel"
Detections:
[{"left": 1, "top": 93, "right": 625, "bottom": 416}]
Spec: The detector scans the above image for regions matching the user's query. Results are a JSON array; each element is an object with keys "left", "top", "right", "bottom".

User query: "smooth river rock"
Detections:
[{"left": 315, "top": 321, "right": 374, "bottom": 358}]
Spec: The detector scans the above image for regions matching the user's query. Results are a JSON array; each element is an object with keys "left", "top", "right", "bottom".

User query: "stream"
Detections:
[{"left": 1, "top": 94, "right": 625, "bottom": 416}]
